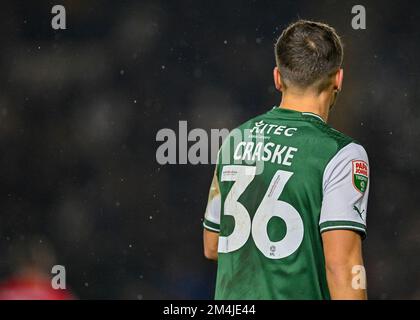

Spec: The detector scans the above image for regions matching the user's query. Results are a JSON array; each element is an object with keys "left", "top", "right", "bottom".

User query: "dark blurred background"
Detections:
[{"left": 0, "top": 0, "right": 419, "bottom": 299}]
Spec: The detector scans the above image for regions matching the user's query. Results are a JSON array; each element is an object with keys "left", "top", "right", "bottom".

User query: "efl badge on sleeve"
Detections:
[{"left": 352, "top": 160, "right": 369, "bottom": 193}]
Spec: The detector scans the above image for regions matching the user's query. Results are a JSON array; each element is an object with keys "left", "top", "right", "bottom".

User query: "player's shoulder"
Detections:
[
  {"left": 313, "top": 124, "right": 370, "bottom": 180},
  {"left": 306, "top": 118, "right": 367, "bottom": 156},
  {"left": 229, "top": 107, "right": 294, "bottom": 134},
  {"left": 235, "top": 111, "right": 269, "bottom": 130},
  {"left": 220, "top": 110, "right": 268, "bottom": 143}
]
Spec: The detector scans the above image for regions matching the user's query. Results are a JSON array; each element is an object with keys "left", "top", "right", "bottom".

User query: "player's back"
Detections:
[{"left": 207, "top": 106, "right": 369, "bottom": 300}]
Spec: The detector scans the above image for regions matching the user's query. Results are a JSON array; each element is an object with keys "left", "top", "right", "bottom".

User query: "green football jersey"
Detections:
[{"left": 203, "top": 107, "right": 370, "bottom": 300}]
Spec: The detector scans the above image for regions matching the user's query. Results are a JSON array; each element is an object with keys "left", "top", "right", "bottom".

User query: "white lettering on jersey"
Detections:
[
  {"left": 233, "top": 142, "right": 299, "bottom": 166},
  {"left": 250, "top": 120, "right": 298, "bottom": 137}
]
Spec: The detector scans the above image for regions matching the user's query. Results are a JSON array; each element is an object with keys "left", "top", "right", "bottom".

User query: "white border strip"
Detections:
[
  {"left": 320, "top": 225, "right": 366, "bottom": 233},
  {"left": 302, "top": 112, "right": 325, "bottom": 123},
  {"left": 203, "top": 222, "right": 220, "bottom": 232}
]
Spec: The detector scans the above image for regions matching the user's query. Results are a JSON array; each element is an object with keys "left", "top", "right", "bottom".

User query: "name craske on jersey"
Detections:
[{"left": 203, "top": 107, "right": 370, "bottom": 300}]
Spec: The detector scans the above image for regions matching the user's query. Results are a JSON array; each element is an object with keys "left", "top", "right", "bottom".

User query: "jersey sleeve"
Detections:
[
  {"left": 203, "top": 166, "right": 221, "bottom": 233},
  {"left": 320, "top": 142, "right": 370, "bottom": 238}
]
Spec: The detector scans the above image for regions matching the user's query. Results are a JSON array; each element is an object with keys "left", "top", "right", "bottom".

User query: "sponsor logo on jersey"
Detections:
[
  {"left": 352, "top": 160, "right": 369, "bottom": 193},
  {"left": 353, "top": 205, "right": 365, "bottom": 221}
]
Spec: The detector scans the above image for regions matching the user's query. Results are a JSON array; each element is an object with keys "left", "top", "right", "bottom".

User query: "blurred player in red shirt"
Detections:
[{"left": 0, "top": 237, "right": 75, "bottom": 300}]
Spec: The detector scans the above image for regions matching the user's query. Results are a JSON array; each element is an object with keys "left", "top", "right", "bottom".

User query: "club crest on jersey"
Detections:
[{"left": 352, "top": 160, "right": 369, "bottom": 193}]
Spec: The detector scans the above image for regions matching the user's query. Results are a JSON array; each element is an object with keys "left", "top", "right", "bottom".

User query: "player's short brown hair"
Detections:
[{"left": 275, "top": 20, "right": 343, "bottom": 92}]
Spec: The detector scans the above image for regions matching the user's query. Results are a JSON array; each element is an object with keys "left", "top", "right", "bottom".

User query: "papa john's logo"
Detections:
[{"left": 352, "top": 160, "right": 369, "bottom": 193}]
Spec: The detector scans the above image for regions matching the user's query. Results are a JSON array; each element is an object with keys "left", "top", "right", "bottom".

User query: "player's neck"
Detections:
[{"left": 279, "top": 91, "right": 332, "bottom": 122}]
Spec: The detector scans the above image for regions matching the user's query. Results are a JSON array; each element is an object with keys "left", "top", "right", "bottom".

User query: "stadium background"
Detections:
[{"left": 0, "top": 0, "right": 419, "bottom": 299}]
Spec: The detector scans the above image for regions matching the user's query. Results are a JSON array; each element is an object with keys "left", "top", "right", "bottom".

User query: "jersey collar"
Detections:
[
  {"left": 301, "top": 112, "right": 326, "bottom": 123},
  {"left": 270, "top": 106, "right": 326, "bottom": 123}
]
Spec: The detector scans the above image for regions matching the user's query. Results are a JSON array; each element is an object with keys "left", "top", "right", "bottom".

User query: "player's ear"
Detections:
[
  {"left": 273, "top": 66, "right": 283, "bottom": 92},
  {"left": 334, "top": 68, "right": 344, "bottom": 92}
]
